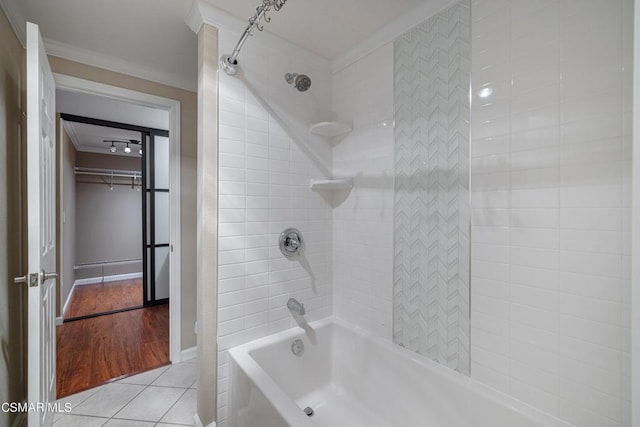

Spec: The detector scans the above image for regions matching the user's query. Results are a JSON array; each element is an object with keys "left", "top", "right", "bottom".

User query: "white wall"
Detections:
[
  {"left": 196, "top": 23, "right": 219, "bottom": 426},
  {"left": 331, "top": 43, "right": 395, "bottom": 339},
  {"left": 74, "top": 152, "right": 143, "bottom": 279},
  {"left": 330, "top": 0, "right": 633, "bottom": 424},
  {"left": 216, "top": 30, "right": 333, "bottom": 426},
  {"left": 469, "top": 0, "right": 632, "bottom": 426}
]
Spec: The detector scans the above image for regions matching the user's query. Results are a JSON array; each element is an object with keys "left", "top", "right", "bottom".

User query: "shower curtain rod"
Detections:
[{"left": 220, "top": 0, "right": 289, "bottom": 75}]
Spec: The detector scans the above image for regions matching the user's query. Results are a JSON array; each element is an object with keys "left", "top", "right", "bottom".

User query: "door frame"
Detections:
[{"left": 54, "top": 73, "right": 182, "bottom": 363}]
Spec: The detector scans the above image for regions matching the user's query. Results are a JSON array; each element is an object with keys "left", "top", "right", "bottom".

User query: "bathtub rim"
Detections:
[
  {"left": 228, "top": 316, "right": 573, "bottom": 427},
  {"left": 229, "top": 330, "right": 317, "bottom": 427}
]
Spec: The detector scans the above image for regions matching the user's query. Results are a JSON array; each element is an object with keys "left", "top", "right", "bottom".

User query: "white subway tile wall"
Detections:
[
  {"left": 331, "top": 43, "right": 395, "bottom": 339},
  {"left": 216, "top": 30, "right": 333, "bottom": 427},
  {"left": 214, "top": 1, "right": 633, "bottom": 425},
  {"left": 470, "top": 0, "right": 632, "bottom": 426}
]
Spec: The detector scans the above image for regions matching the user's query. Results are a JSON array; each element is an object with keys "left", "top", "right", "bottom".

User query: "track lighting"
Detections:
[
  {"left": 104, "top": 139, "right": 142, "bottom": 155},
  {"left": 132, "top": 140, "right": 143, "bottom": 156}
]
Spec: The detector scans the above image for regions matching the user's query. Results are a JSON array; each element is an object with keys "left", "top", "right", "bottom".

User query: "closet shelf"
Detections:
[
  {"left": 309, "top": 121, "right": 352, "bottom": 138},
  {"left": 310, "top": 178, "right": 353, "bottom": 190}
]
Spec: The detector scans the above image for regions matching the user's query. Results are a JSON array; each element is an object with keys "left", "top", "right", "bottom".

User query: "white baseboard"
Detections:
[
  {"left": 194, "top": 414, "right": 216, "bottom": 427},
  {"left": 74, "top": 272, "right": 143, "bottom": 286},
  {"left": 181, "top": 346, "right": 197, "bottom": 362}
]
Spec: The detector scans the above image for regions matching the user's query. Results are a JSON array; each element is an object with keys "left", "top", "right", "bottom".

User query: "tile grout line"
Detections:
[
  {"left": 58, "top": 362, "right": 197, "bottom": 426},
  {"left": 107, "top": 382, "right": 151, "bottom": 421},
  {"left": 109, "top": 383, "right": 194, "bottom": 423},
  {"left": 154, "top": 386, "right": 190, "bottom": 425}
]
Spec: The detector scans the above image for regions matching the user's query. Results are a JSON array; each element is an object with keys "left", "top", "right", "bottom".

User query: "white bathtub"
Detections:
[{"left": 228, "top": 317, "right": 572, "bottom": 427}]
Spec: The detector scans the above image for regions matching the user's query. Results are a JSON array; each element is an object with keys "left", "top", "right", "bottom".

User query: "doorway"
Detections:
[
  {"left": 61, "top": 117, "right": 144, "bottom": 320},
  {"left": 60, "top": 112, "right": 171, "bottom": 320},
  {"left": 54, "top": 80, "right": 181, "bottom": 397}
]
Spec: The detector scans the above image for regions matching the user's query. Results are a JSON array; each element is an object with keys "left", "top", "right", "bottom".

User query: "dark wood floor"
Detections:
[
  {"left": 56, "top": 304, "right": 169, "bottom": 398},
  {"left": 64, "top": 279, "right": 143, "bottom": 319}
]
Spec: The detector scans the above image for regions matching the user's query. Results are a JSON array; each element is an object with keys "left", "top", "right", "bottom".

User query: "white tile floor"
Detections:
[{"left": 55, "top": 359, "right": 198, "bottom": 426}]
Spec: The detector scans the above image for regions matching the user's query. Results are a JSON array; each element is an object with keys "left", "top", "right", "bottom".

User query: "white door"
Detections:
[{"left": 24, "top": 21, "right": 57, "bottom": 427}]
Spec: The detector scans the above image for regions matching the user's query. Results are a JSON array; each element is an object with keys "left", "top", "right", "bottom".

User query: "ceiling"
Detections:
[
  {"left": 3, "top": 0, "right": 197, "bottom": 90},
  {"left": 64, "top": 121, "right": 144, "bottom": 158},
  {"left": 58, "top": 89, "right": 168, "bottom": 157},
  {"left": 1, "top": 0, "right": 436, "bottom": 91},
  {"left": 200, "top": 0, "right": 431, "bottom": 59},
  {"left": 57, "top": 89, "right": 169, "bottom": 130}
]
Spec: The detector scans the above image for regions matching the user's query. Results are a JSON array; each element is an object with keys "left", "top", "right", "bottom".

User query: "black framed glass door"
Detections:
[
  {"left": 59, "top": 113, "right": 169, "bottom": 320},
  {"left": 142, "top": 131, "right": 170, "bottom": 306}
]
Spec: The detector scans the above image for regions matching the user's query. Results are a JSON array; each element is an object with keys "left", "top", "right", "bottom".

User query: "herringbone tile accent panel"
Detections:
[{"left": 392, "top": 0, "right": 471, "bottom": 375}]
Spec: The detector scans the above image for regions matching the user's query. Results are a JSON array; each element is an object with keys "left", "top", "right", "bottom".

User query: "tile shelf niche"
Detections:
[
  {"left": 309, "top": 178, "right": 353, "bottom": 190},
  {"left": 309, "top": 120, "right": 352, "bottom": 138}
]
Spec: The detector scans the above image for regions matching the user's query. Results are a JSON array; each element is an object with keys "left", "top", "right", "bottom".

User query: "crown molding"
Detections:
[
  {"left": 44, "top": 38, "right": 196, "bottom": 92},
  {"left": 330, "top": 0, "right": 456, "bottom": 74},
  {"left": 187, "top": 0, "right": 204, "bottom": 34},
  {"left": 0, "top": 0, "right": 26, "bottom": 46},
  {"left": 188, "top": 0, "right": 242, "bottom": 34}
]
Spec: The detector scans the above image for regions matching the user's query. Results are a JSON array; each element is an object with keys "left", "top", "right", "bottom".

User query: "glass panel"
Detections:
[
  {"left": 146, "top": 195, "right": 151, "bottom": 244},
  {"left": 154, "top": 135, "right": 170, "bottom": 189},
  {"left": 145, "top": 134, "right": 151, "bottom": 190},
  {"left": 392, "top": 0, "right": 471, "bottom": 375},
  {"left": 146, "top": 247, "right": 152, "bottom": 303},
  {"left": 154, "top": 246, "right": 170, "bottom": 300},
  {"left": 155, "top": 191, "right": 170, "bottom": 244}
]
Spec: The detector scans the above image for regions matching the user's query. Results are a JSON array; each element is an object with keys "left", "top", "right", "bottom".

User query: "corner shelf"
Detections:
[
  {"left": 309, "top": 178, "right": 353, "bottom": 191},
  {"left": 309, "top": 121, "right": 352, "bottom": 138}
]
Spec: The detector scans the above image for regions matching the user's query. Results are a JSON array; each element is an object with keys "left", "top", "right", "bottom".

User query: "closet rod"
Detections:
[{"left": 74, "top": 167, "right": 141, "bottom": 179}]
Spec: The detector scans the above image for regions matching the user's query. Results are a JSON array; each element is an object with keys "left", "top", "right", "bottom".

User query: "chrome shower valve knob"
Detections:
[{"left": 279, "top": 227, "right": 304, "bottom": 258}]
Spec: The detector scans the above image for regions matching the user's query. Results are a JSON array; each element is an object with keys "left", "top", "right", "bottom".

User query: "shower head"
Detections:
[{"left": 285, "top": 73, "right": 312, "bottom": 92}]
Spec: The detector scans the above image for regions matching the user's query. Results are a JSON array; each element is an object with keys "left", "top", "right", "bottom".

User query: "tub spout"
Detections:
[{"left": 287, "top": 298, "right": 305, "bottom": 316}]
